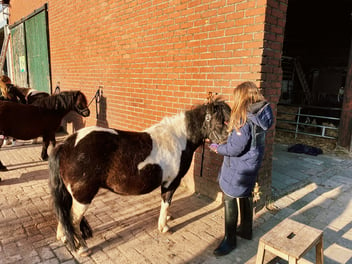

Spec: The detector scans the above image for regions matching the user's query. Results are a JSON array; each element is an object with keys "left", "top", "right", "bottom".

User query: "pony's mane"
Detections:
[
  {"left": 10, "top": 84, "right": 31, "bottom": 92},
  {"left": 158, "top": 112, "right": 185, "bottom": 125},
  {"left": 190, "top": 96, "right": 227, "bottom": 110},
  {"left": 146, "top": 112, "right": 186, "bottom": 134},
  {"left": 146, "top": 98, "right": 229, "bottom": 143},
  {"left": 32, "top": 91, "right": 80, "bottom": 111},
  {"left": 155, "top": 98, "right": 228, "bottom": 126},
  {"left": 209, "top": 97, "right": 227, "bottom": 107}
]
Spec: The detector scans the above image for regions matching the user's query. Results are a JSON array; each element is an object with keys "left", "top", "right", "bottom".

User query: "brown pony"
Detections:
[
  {"left": 0, "top": 76, "right": 22, "bottom": 166},
  {"left": 0, "top": 91, "right": 90, "bottom": 171},
  {"left": 0, "top": 76, "right": 50, "bottom": 159}
]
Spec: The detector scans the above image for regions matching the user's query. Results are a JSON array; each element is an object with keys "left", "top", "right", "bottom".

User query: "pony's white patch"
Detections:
[
  {"left": 67, "top": 185, "right": 89, "bottom": 223},
  {"left": 138, "top": 112, "right": 188, "bottom": 188},
  {"left": 74, "top": 126, "right": 118, "bottom": 146},
  {"left": 25, "top": 88, "right": 37, "bottom": 100},
  {"left": 67, "top": 184, "right": 90, "bottom": 253},
  {"left": 56, "top": 222, "right": 66, "bottom": 242}
]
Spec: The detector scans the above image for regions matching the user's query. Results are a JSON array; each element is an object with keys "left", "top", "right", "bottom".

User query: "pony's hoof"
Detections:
[
  {"left": 78, "top": 247, "right": 92, "bottom": 257},
  {"left": 160, "top": 225, "right": 170, "bottom": 233},
  {"left": 158, "top": 215, "right": 172, "bottom": 233},
  {"left": 57, "top": 235, "right": 67, "bottom": 244},
  {"left": 0, "top": 161, "right": 7, "bottom": 172}
]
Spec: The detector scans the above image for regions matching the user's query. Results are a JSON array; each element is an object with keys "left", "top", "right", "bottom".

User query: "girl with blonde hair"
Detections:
[{"left": 209, "top": 81, "right": 274, "bottom": 256}]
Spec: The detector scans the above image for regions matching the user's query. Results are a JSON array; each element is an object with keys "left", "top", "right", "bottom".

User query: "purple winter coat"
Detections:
[{"left": 216, "top": 101, "right": 274, "bottom": 198}]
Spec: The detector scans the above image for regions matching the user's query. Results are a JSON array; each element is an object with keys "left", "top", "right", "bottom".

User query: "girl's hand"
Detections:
[{"left": 209, "top": 143, "right": 219, "bottom": 153}]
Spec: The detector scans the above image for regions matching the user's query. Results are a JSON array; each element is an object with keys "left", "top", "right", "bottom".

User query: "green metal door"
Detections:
[
  {"left": 25, "top": 10, "right": 50, "bottom": 93},
  {"left": 11, "top": 23, "right": 28, "bottom": 87},
  {"left": 10, "top": 6, "right": 51, "bottom": 92}
]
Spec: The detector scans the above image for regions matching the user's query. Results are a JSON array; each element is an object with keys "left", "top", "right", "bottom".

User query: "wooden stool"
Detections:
[{"left": 256, "top": 218, "right": 324, "bottom": 264}]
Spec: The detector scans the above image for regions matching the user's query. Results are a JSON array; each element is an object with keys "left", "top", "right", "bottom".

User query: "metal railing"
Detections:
[{"left": 276, "top": 104, "right": 341, "bottom": 139}]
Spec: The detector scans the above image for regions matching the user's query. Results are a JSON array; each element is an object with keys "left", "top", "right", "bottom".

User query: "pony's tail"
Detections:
[{"left": 48, "top": 144, "right": 80, "bottom": 251}]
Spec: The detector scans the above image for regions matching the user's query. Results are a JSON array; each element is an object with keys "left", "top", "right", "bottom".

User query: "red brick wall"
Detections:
[
  {"left": 256, "top": 0, "right": 288, "bottom": 208},
  {"left": 8, "top": 0, "right": 45, "bottom": 22},
  {"left": 9, "top": 0, "right": 287, "bottom": 208}
]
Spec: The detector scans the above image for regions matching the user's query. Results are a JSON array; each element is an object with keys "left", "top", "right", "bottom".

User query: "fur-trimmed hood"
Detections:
[{"left": 247, "top": 101, "right": 274, "bottom": 131}]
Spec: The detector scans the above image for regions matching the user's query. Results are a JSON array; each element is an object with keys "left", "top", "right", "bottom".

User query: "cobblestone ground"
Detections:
[{"left": 0, "top": 141, "right": 351, "bottom": 264}]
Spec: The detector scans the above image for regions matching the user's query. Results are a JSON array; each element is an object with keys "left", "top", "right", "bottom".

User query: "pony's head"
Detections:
[
  {"left": 73, "top": 91, "right": 90, "bottom": 117},
  {"left": 2, "top": 84, "right": 24, "bottom": 102},
  {"left": 0, "top": 75, "right": 11, "bottom": 85},
  {"left": 0, "top": 75, "right": 12, "bottom": 100},
  {"left": 201, "top": 98, "right": 231, "bottom": 144}
]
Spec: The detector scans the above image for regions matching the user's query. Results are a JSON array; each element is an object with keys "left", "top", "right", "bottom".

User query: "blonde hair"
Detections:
[
  {"left": 0, "top": 75, "right": 12, "bottom": 98},
  {"left": 227, "top": 81, "right": 265, "bottom": 132}
]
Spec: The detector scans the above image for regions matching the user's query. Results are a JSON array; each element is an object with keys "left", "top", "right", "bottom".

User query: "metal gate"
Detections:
[{"left": 276, "top": 104, "right": 341, "bottom": 139}]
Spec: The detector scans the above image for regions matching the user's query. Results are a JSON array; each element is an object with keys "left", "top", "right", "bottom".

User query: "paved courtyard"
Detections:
[{"left": 0, "top": 140, "right": 351, "bottom": 263}]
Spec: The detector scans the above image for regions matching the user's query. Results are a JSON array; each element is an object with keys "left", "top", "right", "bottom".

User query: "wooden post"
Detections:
[{"left": 338, "top": 38, "right": 352, "bottom": 151}]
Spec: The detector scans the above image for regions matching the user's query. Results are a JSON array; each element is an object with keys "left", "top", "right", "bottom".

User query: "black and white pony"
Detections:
[{"left": 49, "top": 98, "right": 231, "bottom": 256}]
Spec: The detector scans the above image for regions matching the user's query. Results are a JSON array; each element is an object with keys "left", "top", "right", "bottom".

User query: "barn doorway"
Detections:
[{"left": 277, "top": 0, "right": 352, "bottom": 153}]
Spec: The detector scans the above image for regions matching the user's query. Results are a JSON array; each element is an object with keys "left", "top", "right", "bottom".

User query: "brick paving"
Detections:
[{"left": 0, "top": 140, "right": 351, "bottom": 264}]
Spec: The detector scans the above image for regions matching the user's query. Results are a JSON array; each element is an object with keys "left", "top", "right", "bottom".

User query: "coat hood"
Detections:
[{"left": 247, "top": 101, "right": 274, "bottom": 131}]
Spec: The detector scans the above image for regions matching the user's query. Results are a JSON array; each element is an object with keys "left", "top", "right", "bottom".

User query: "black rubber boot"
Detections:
[
  {"left": 213, "top": 195, "right": 237, "bottom": 256},
  {"left": 237, "top": 197, "right": 252, "bottom": 240}
]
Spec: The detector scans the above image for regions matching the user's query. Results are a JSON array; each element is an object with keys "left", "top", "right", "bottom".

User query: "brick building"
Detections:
[{"left": 1, "top": 0, "right": 351, "bottom": 210}]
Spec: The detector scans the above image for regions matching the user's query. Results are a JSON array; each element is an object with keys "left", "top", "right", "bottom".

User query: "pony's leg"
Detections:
[
  {"left": 1, "top": 136, "right": 11, "bottom": 147},
  {"left": 51, "top": 137, "right": 56, "bottom": 148},
  {"left": 0, "top": 135, "right": 3, "bottom": 145},
  {"left": 158, "top": 199, "right": 171, "bottom": 233},
  {"left": 41, "top": 134, "right": 55, "bottom": 160},
  {"left": 0, "top": 160, "right": 7, "bottom": 172},
  {"left": 0, "top": 137, "right": 6, "bottom": 172},
  {"left": 56, "top": 222, "right": 66, "bottom": 243},
  {"left": 70, "top": 197, "right": 91, "bottom": 256},
  {"left": 159, "top": 179, "right": 181, "bottom": 233},
  {"left": 41, "top": 138, "right": 50, "bottom": 160}
]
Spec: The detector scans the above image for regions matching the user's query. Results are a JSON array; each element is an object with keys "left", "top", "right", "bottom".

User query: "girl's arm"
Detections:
[{"left": 216, "top": 123, "right": 251, "bottom": 157}]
